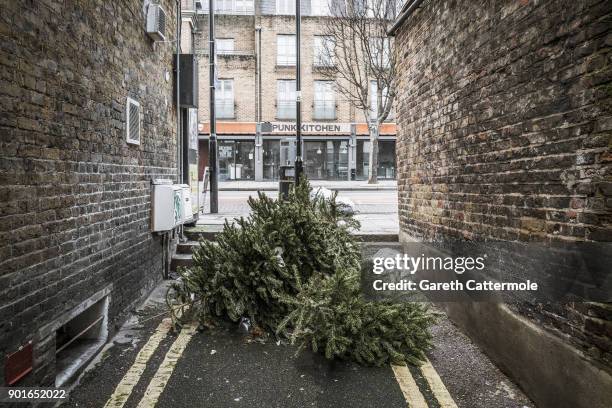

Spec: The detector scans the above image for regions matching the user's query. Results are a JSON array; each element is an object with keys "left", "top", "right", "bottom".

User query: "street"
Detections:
[
  {"left": 201, "top": 189, "right": 400, "bottom": 235},
  {"left": 61, "top": 281, "right": 534, "bottom": 408}
]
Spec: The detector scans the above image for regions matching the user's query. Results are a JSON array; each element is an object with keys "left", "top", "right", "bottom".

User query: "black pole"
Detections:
[
  {"left": 294, "top": 0, "right": 303, "bottom": 184},
  {"left": 209, "top": 0, "right": 219, "bottom": 213}
]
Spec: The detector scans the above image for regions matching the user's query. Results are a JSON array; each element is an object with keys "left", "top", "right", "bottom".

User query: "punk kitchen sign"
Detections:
[{"left": 265, "top": 122, "right": 352, "bottom": 134}]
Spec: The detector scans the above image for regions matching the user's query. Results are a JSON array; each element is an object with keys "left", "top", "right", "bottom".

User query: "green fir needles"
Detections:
[{"left": 169, "top": 181, "right": 433, "bottom": 366}]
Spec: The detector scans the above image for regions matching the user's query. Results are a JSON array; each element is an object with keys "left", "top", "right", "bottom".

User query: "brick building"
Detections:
[
  {"left": 195, "top": 0, "right": 398, "bottom": 182},
  {"left": 0, "top": 0, "right": 197, "bottom": 387},
  {"left": 390, "top": 0, "right": 612, "bottom": 407}
]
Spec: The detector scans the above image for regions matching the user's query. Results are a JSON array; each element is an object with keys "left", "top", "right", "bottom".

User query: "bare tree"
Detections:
[{"left": 319, "top": 0, "right": 399, "bottom": 183}]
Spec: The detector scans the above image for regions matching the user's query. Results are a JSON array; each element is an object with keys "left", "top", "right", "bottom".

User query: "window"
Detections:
[
  {"left": 216, "top": 38, "right": 235, "bottom": 54},
  {"left": 276, "top": 0, "right": 295, "bottom": 14},
  {"left": 313, "top": 36, "right": 334, "bottom": 67},
  {"left": 369, "top": 37, "right": 391, "bottom": 68},
  {"left": 214, "top": 0, "right": 254, "bottom": 13},
  {"left": 370, "top": 80, "right": 392, "bottom": 121},
  {"left": 314, "top": 81, "right": 335, "bottom": 119},
  {"left": 216, "top": 79, "right": 234, "bottom": 118},
  {"left": 311, "top": 0, "right": 330, "bottom": 15},
  {"left": 277, "top": 35, "right": 296, "bottom": 66},
  {"left": 366, "top": 0, "right": 393, "bottom": 18},
  {"left": 277, "top": 80, "right": 296, "bottom": 119}
]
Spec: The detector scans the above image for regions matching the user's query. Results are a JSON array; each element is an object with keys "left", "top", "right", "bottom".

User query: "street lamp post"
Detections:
[
  {"left": 294, "top": 0, "right": 303, "bottom": 184},
  {"left": 209, "top": 0, "right": 219, "bottom": 213}
]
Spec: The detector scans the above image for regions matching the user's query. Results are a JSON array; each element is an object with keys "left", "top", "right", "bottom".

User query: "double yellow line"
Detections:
[
  {"left": 104, "top": 318, "right": 457, "bottom": 408},
  {"left": 104, "top": 319, "right": 197, "bottom": 408},
  {"left": 392, "top": 359, "right": 458, "bottom": 408}
]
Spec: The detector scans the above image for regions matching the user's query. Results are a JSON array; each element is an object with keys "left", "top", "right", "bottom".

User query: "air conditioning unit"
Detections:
[{"left": 146, "top": 4, "right": 166, "bottom": 42}]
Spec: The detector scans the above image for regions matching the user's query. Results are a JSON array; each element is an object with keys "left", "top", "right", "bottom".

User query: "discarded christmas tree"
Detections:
[
  {"left": 168, "top": 180, "right": 433, "bottom": 366},
  {"left": 277, "top": 263, "right": 434, "bottom": 366},
  {"left": 169, "top": 181, "right": 360, "bottom": 330}
]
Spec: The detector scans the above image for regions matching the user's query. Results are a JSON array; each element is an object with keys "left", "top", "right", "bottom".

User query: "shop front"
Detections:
[{"left": 198, "top": 122, "right": 397, "bottom": 182}]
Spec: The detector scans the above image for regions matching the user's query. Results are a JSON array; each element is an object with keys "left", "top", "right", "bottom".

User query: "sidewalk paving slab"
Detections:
[{"left": 217, "top": 180, "right": 398, "bottom": 191}]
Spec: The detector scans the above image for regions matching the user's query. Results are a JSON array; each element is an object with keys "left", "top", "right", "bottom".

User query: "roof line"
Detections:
[{"left": 387, "top": 0, "right": 426, "bottom": 37}]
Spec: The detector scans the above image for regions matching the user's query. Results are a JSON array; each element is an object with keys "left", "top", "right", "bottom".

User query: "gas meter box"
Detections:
[{"left": 151, "top": 181, "right": 183, "bottom": 232}]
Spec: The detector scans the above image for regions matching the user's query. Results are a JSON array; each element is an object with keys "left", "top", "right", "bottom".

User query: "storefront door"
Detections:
[
  {"left": 263, "top": 140, "right": 280, "bottom": 180},
  {"left": 219, "top": 140, "right": 255, "bottom": 181},
  {"left": 304, "top": 141, "right": 327, "bottom": 179}
]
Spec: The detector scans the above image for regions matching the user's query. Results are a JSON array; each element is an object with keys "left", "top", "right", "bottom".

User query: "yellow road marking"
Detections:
[
  {"left": 104, "top": 318, "right": 172, "bottom": 408},
  {"left": 136, "top": 324, "right": 197, "bottom": 408},
  {"left": 392, "top": 363, "right": 429, "bottom": 408},
  {"left": 421, "top": 358, "right": 458, "bottom": 408}
]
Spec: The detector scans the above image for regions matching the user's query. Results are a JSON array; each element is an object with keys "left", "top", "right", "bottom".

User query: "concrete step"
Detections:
[
  {"left": 355, "top": 232, "right": 399, "bottom": 242},
  {"left": 177, "top": 240, "right": 199, "bottom": 254},
  {"left": 184, "top": 225, "right": 222, "bottom": 241},
  {"left": 170, "top": 253, "right": 194, "bottom": 271},
  {"left": 360, "top": 241, "right": 403, "bottom": 259}
]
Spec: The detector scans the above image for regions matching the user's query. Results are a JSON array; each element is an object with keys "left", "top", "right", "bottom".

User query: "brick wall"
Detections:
[
  {"left": 196, "top": 14, "right": 257, "bottom": 121},
  {"left": 0, "top": 0, "right": 178, "bottom": 385},
  {"left": 195, "top": 14, "right": 357, "bottom": 124},
  {"left": 394, "top": 0, "right": 611, "bottom": 372}
]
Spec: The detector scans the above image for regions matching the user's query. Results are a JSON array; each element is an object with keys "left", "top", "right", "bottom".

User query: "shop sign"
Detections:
[{"left": 266, "top": 122, "right": 352, "bottom": 134}]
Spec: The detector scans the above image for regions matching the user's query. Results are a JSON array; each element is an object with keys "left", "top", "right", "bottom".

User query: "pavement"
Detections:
[
  {"left": 198, "top": 189, "right": 399, "bottom": 236},
  {"left": 61, "top": 250, "right": 535, "bottom": 408},
  {"left": 217, "top": 180, "right": 398, "bottom": 191},
  {"left": 60, "top": 187, "right": 534, "bottom": 408}
]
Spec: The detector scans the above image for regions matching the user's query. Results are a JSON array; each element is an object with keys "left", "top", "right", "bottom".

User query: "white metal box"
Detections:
[
  {"left": 146, "top": 4, "right": 167, "bottom": 42},
  {"left": 152, "top": 182, "right": 182, "bottom": 231},
  {"left": 178, "top": 184, "right": 194, "bottom": 223}
]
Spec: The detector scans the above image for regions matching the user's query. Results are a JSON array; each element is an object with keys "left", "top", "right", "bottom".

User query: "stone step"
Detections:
[
  {"left": 170, "top": 253, "right": 193, "bottom": 271},
  {"left": 177, "top": 240, "right": 199, "bottom": 254},
  {"left": 360, "top": 241, "right": 403, "bottom": 259},
  {"left": 355, "top": 232, "right": 399, "bottom": 242},
  {"left": 185, "top": 226, "right": 398, "bottom": 243},
  {"left": 174, "top": 226, "right": 399, "bottom": 273},
  {"left": 184, "top": 225, "right": 222, "bottom": 241}
]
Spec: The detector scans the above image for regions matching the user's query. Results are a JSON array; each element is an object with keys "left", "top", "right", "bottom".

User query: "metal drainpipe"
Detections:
[{"left": 176, "top": 0, "right": 182, "bottom": 183}]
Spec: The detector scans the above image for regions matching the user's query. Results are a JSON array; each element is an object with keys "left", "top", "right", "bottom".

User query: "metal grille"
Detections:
[
  {"left": 127, "top": 98, "right": 140, "bottom": 144},
  {"left": 157, "top": 7, "right": 166, "bottom": 37}
]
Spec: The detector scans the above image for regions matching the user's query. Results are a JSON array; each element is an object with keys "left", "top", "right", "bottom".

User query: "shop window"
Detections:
[
  {"left": 377, "top": 140, "right": 396, "bottom": 179},
  {"left": 263, "top": 140, "right": 281, "bottom": 181},
  {"left": 356, "top": 140, "right": 396, "bottom": 180},
  {"left": 304, "top": 140, "right": 349, "bottom": 180},
  {"left": 218, "top": 140, "right": 255, "bottom": 180}
]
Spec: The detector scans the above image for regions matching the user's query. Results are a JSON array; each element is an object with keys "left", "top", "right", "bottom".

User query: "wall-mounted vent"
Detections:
[
  {"left": 55, "top": 294, "right": 109, "bottom": 387},
  {"left": 5, "top": 341, "right": 33, "bottom": 385},
  {"left": 126, "top": 97, "right": 141, "bottom": 145},
  {"left": 146, "top": 4, "right": 167, "bottom": 41}
]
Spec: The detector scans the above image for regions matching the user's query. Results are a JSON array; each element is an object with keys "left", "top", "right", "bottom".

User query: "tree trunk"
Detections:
[{"left": 368, "top": 123, "right": 379, "bottom": 184}]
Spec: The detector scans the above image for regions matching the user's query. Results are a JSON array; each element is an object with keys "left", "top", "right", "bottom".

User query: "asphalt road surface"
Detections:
[
  {"left": 62, "top": 260, "right": 534, "bottom": 408},
  {"left": 201, "top": 190, "right": 400, "bottom": 235}
]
